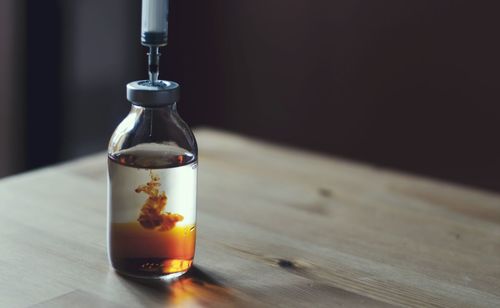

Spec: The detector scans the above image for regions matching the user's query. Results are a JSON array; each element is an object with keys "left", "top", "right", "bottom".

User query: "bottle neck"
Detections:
[{"left": 131, "top": 103, "right": 177, "bottom": 113}]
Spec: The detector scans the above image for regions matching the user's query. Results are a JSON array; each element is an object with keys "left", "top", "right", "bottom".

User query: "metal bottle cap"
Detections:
[{"left": 126, "top": 80, "right": 180, "bottom": 107}]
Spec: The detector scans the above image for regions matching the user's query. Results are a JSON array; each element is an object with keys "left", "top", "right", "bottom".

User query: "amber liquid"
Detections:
[{"left": 108, "top": 144, "right": 197, "bottom": 278}]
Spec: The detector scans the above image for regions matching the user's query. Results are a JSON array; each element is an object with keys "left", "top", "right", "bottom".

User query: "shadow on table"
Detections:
[{"left": 117, "top": 266, "right": 239, "bottom": 306}]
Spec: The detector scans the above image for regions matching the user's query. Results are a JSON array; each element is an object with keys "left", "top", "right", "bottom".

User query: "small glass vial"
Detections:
[{"left": 107, "top": 80, "right": 197, "bottom": 279}]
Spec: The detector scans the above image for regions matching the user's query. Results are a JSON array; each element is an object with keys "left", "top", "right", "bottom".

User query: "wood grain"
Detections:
[{"left": 0, "top": 128, "right": 499, "bottom": 307}]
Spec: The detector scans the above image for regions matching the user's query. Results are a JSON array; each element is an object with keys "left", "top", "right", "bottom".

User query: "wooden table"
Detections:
[{"left": 1, "top": 129, "right": 499, "bottom": 307}]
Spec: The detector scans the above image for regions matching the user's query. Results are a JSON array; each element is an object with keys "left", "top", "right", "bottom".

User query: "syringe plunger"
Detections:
[{"left": 141, "top": 0, "right": 169, "bottom": 46}]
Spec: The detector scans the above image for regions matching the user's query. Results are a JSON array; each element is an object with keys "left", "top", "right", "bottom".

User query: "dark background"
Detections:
[{"left": 1, "top": 0, "right": 499, "bottom": 191}]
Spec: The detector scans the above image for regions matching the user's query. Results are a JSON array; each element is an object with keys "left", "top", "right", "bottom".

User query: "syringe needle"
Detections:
[{"left": 148, "top": 46, "right": 161, "bottom": 85}]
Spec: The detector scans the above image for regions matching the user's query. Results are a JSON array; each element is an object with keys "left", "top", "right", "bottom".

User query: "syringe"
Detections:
[{"left": 141, "top": 0, "right": 169, "bottom": 85}]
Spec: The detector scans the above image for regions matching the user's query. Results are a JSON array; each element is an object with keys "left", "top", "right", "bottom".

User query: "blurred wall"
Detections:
[
  {"left": 0, "top": 0, "right": 23, "bottom": 176},
  {"left": 59, "top": 0, "right": 143, "bottom": 158},
  {"left": 166, "top": 0, "right": 500, "bottom": 191},
  {"left": 3, "top": 0, "right": 500, "bottom": 192}
]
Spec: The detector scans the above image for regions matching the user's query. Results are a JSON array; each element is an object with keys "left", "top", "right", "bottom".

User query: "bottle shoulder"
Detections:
[{"left": 108, "top": 105, "right": 197, "bottom": 158}]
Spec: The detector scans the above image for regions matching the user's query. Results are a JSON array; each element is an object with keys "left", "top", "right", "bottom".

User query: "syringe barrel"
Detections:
[{"left": 141, "top": 0, "right": 169, "bottom": 46}]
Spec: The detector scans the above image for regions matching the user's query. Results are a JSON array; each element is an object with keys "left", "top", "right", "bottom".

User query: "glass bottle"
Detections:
[{"left": 107, "top": 80, "right": 197, "bottom": 279}]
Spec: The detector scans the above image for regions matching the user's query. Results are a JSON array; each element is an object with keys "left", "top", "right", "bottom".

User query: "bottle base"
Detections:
[
  {"left": 115, "top": 268, "right": 188, "bottom": 281},
  {"left": 111, "top": 258, "right": 193, "bottom": 280}
]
